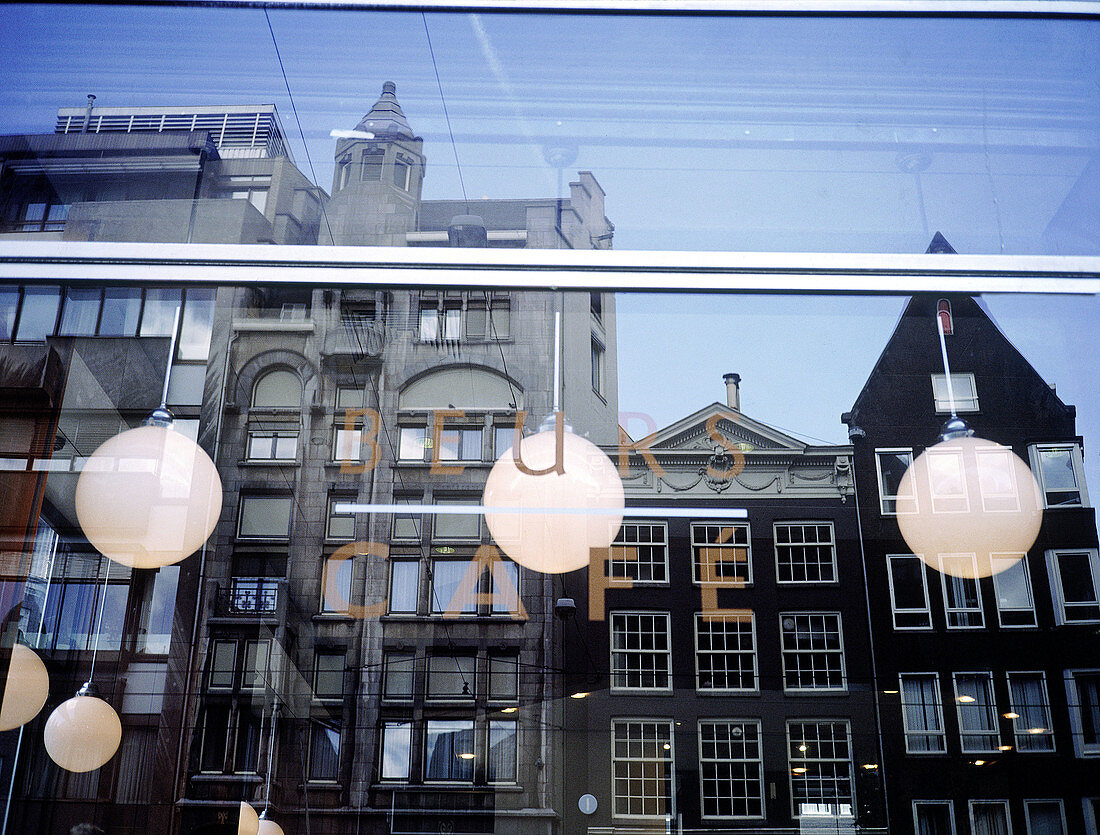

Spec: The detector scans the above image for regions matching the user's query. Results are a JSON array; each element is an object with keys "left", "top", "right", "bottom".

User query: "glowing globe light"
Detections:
[
  {"left": 43, "top": 689, "right": 122, "bottom": 772},
  {"left": 484, "top": 427, "right": 624, "bottom": 574},
  {"left": 75, "top": 422, "right": 222, "bottom": 569},
  {"left": 0, "top": 643, "right": 50, "bottom": 731},
  {"left": 896, "top": 435, "right": 1042, "bottom": 579},
  {"left": 238, "top": 802, "right": 260, "bottom": 835},
  {"left": 257, "top": 815, "right": 285, "bottom": 835}
]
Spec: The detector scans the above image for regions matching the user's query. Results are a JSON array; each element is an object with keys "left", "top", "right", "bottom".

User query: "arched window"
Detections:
[{"left": 252, "top": 369, "right": 301, "bottom": 409}]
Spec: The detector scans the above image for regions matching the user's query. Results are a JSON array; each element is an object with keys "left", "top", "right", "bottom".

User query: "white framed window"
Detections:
[
  {"left": 992, "top": 555, "right": 1037, "bottom": 627},
  {"left": 610, "top": 612, "right": 672, "bottom": 691},
  {"left": 332, "top": 419, "right": 363, "bottom": 462},
  {"left": 1029, "top": 443, "right": 1089, "bottom": 508},
  {"left": 236, "top": 495, "right": 292, "bottom": 540},
  {"left": 786, "top": 720, "right": 853, "bottom": 819},
  {"left": 875, "top": 448, "right": 916, "bottom": 515},
  {"left": 695, "top": 610, "right": 757, "bottom": 692},
  {"left": 610, "top": 522, "right": 668, "bottom": 584},
  {"left": 931, "top": 372, "right": 979, "bottom": 413},
  {"left": 692, "top": 522, "right": 751, "bottom": 585},
  {"left": 1007, "top": 672, "right": 1055, "bottom": 752},
  {"left": 774, "top": 521, "right": 837, "bottom": 583},
  {"left": 398, "top": 425, "right": 428, "bottom": 461},
  {"left": 926, "top": 445, "right": 970, "bottom": 514},
  {"left": 953, "top": 672, "right": 1000, "bottom": 753},
  {"left": 379, "top": 721, "right": 412, "bottom": 781},
  {"left": 940, "top": 556, "right": 985, "bottom": 628},
  {"left": 1046, "top": 549, "right": 1100, "bottom": 624},
  {"left": 698, "top": 720, "right": 764, "bottom": 820},
  {"left": 325, "top": 494, "right": 356, "bottom": 541},
  {"left": 970, "top": 801, "right": 1013, "bottom": 835},
  {"left": 612, "top": 719, "right": 674, "bottom": 819},
  {"left": 1064, "top": 669, "right": 1100, "bottom": 757},
  {"left": 900, "top": 673, "right": 946, "bottom": 754},
  {"left": 780, "top": 612, "right": 846, "bottom": 691},
  {"left": 887, "top": 554, "right": 933, "bottom": 629},
  {"left": 1024, "top": 800, "right": 1066, "bottom": 835},
  {"left": 913, "top": 800, "right": 956, "bottom": 835}
]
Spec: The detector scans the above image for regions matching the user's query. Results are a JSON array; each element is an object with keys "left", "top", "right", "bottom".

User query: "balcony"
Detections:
[
  {"left": 212, "top": 578, "right": 284, "bottom": 621},
  {"left": 321, "top": 316, "right": 384, "bottom": 364}
]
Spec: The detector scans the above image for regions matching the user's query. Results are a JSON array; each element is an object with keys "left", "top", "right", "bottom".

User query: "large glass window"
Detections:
[
  {"left": 695, "top": 611, "right": 756, "bottom": 692},
  {"left": 953, "top": 672, "right": 1000, "bottom": 753},
  {"left": 609, "top": 522, "right": 668, "bottom": 584},
  {"left": 900, "top": 673, "right": 947, "bottom": 754},
  {"left": 780, "top": 613, "right": 845, "bottom": 691},
  {"left": 692, "top": 523, "right": 751, "bottom": 585},
  {"left": 698, "top": 720, "right": 763, "bottom": 820},
  {"left": 611, "top": 611, "right": 672, "bottom": 691},
  {"left": 787, "top": 721, "right": 853, "bottom": 819},
  {"left": 774, "top": 522, "right": 836, "bottom": 583},
  {"left": 612, "top": 720, "right": 674, "bottom": 819}
]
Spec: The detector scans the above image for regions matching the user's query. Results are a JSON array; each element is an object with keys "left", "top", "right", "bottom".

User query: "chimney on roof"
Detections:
[
  {"left": 82, "top": 95, "right": 96, "bottom": 134},
  {"left": 723, "top": 373, "right": 741, "bottom": 411}
]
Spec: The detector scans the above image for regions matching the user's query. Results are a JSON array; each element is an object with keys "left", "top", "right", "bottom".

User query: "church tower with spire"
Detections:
[{"left": 326, "top": 81, "right": 425, "bottom": 245}]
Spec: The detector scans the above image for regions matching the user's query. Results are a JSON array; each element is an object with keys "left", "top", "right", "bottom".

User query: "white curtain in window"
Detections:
[
  {"left": 973, "top": 803, "right": 1010, "bottom": 835},
  {"left": 902, "top": 676, "right": 943, "bottom": 752}
]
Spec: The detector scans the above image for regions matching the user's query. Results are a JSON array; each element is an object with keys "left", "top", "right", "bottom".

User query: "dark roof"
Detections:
[
  {"left": 0, "top": 130, "right": 216, "bottom": 159},
  {"left": 355, "top": 81, "right": 414, "bottom": 139}
]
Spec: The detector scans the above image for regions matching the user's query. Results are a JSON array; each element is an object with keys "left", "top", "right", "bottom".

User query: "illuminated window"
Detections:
[
  {"left": 787, "top": 721, "right": 853, "bottom": 819},
  {"left": 424, "top": 720, "right": 475, "bottom": 782},
  {"left": 900, "top": 673, "right": 946, "bottom": 753},
  {"left": 953, "top": 672, "right": 1000, "bottom": 753},
  {"left": 612, "top": 720, "right": 674, "bottom": 818},
  {"left": 1007, "top": 672, "right": 1054, "bottom": 752}
]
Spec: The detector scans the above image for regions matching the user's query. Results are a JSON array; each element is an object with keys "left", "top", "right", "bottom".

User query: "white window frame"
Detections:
[
  {"left": 969, "top": 800, "right": 1013, "bottom": 835},
  {"left": 691, "top": 522, "right": 752, "bottom": 586},
  {"left": 611, "top": 718, "right": 675, "bottom": 820},
  {"left": 886, "top": 553, "right": 933, "bottom": 630},
  {"left": 899, "top": 672, "right": 947, "bottom": 754},
  {"left": 1006, "top": 671, "right": 1055, "bottom": 752},
  {"left": 931, "top": 372, "right": 979, "bottom": 413},
  {"left": 1023, "top": 799, "right": 1067, "bottom": 835},
  {"left": 992, "top": 554, "right": 1037, "bottom": 628},
  {"left": 952, "top": 671, "right": 1001, "bottom": 754},
  {"left": 1046, "top": 549, "right": 1100, "bottom": 625},
  {"left": 697, "top": 719, "right": 764, "bottom": 821},
  {"left": 1029, "top": 443, "right": 1089, "bottom": 509},
  {"left": 1064, "top": 668, "right": 1100, "bottom": 758},
  {"left": 774, "top": 521, "right": 837, "bottom": 584},
  {"left": 875, "top": 448, "right": 916, "bottom": 515},
  {"left": 779, "top": 612, "right": 847, "bottom": 692},
  {"left": 913, "top": 800, "right": 956, "bottom": 835},
  {"left": 786, "top": 720, "right": 854, "bottom": 820},
  {"left": 939, "top": 556, "right": 985, "bottom": 629},
  {"left": 610, "top": 611, "right": 673, "bottom": 692},
  {"left": 694, "top": 610, "right": 757, "bottom": 693},
  {"left": 610, "top": 521, "right": 669, "bottom": 585},
  {"left": 379, "top": 720, "right": 412, "bottom": 782}
]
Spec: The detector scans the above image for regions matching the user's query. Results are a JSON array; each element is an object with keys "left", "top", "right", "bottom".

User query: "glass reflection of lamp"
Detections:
[
  {"left": 43, "top": 570, "right": 121, "bottom": 772},
  {"left": 238, "top": 801, "right": 260, "bottom": 835},
  {"left": 483, "top": 312, "right": 624, "bottom": 574},
  {"left": 0, "top": 643, "right": 50, "bottom": 731},
  {"left": 896, "top": 312, "right": 1042, "bottom": 579},
  {"left": 74, "top": 307, "right": 222, "bottom": 569}
]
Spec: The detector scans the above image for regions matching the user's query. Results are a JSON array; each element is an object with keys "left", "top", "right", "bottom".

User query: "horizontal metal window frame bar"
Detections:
[
  {"left": 194, "top": 0, "right": 1100, "bottom": 17},
  {"left": 1, "top": 242, "right": 1098, "bottom": 295}
]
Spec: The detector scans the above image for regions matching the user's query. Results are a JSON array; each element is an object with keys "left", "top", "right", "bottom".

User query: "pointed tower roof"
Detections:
[
  {"left": 355, "top": 81, "right": 414, "bottom": 139},
  {"left": 925, "top": 231, "right": 957, "bottom": 254}
]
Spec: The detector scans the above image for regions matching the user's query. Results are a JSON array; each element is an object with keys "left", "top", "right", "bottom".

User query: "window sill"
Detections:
[
  {"left": 239, "top": 459, "right": 300, "bottom": 467},
  {"left": 312, "top": 613, "right": 355, "bottom": 624},
  {"left": 191, "top": 773, "right": 263, "bottom": 783}
]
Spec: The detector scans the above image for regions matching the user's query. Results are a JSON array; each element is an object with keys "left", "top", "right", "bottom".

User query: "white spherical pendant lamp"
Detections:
[
  {"left": 0, "top": 643, "right": 50, "bottom": 731},
  {"left": 483, "top": 426, "right": 624, "bottom": 574},
  {"left": 74, "top": 415, "right": 222, "bottom": 570},
  {"left": 43, "top": 685, "right": 122, "bottom": 772},
  {"left": 257, "top": 815, "right": 285, "bottom": 835},
  {"left": 238, "top": 801, "right": 260, "bottom": 835},
  {"left": 896, "top": 432, "right": 1042, "bottom": 579}
]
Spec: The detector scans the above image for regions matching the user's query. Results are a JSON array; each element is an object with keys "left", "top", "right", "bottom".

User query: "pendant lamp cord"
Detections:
[
  {"left": 86, "top": 565, "right": 111, "bottom": 685},
  {"left": 936, "top": 314, "right": 957, "bottom": 419},
  {"left": 159, "top": 306, "right": 182, "bottom": 412},
  {"left": 264, "top": 700, "right": 280, "bottom": 813}
]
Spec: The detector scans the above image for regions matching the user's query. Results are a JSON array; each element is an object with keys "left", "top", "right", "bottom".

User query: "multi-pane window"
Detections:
[
  {"left": 913, "top": 800, "right": 956, "bottom": 835},
  {"left": 246, "top": 423, "right": 298, "bottom": 461},
  {"left": 787, "top": 721, "right": 853, "bottom": 819},
  {"left": 774, "top": 522, "right": 836, "bottom": 583},
  {"left": 780, "top": 613, "right": 845, "bottom": 690},
  {"left": 1024, "top": 800, "right": 1067, "bottom": 835},
  {"left": 424, "top": 720, "right": 475, "bottom": 781},
  {"left": 237, "top": 495, "right": 293, "bottom": 540},
  {"left": 1007, "top": 672, "right": 1055, "bottom": 752},
  {"left": 612, "top": 720, "right": 674, "bottom": 818},
  {"left": 953, "top": 672, "right": 1000, "bottom": 753},
  {"left": 992, "top": 555, "right": 1037, "bottom": 627},
  {"left": 900, "top": 673, "right": 946, "bottom": 753},
  {"left": 437, "top": 425, "right": 483, "bottom": 461},
  {"left": 1029, "top": 444, "right": 1088, "bottom": 508},
  {"left": 198, "top": 703, "right": 263, "bottom": 775},
  {"left": 326, "top": 494, "right": 356, "bottom": 540},
  {"left": 208, "top": 638, "right": 272, "bottom": 692},
  {"left": 1064, "top": 669, "right": 1100, "bottom": 757},
  {"left": 1046, "top": 549, "right": 1100, "bottom": 624},
  {"left": 379, "top": 721, "right": 412, "bottom": 781},
  {"left": 970, "top": 801, "right": 1012, "bottom": 835},
  {"left": 876, "top": 449, "right": 916, "bottom": 515},
  {"left": 418, "top": 291, "right": 509, "bottom": 342},
  {"left": 698, "top": 720, "right": 763, "bottom": 819},
  {"left": 391, "top": 495, "right": 422, "bottom": 541},
  {"left": 695, "top": 611, "right": 756, "bottom": 692},
  {"left": 313, "top": 651, "right": 345, "bottom": 700},
  {"left": 931, "top": 372, "right": 979, "bottom": 413},
  {"left": 887, "top": 554, "right": 933, "bottom": 629},
  {"left": 428, "top": 557, "right": 519, "bottom": 617},
  {"left": 610, "top": 522, "right": 668, "bottom": 584},
  {"left": 611, "top": 612, "right": 672, "bottom": 690},
  {"left": 308, "top": 722, "right": 341, "bottom": 782},
  {"left": 940, "top": 557, "right": 984, "bottom": 628},
  {"left": 427, "top": 655, "right": 476, "bottom": 700},
  {"left": 692, "top": 523, "right": 751, "bottom": 585}
]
